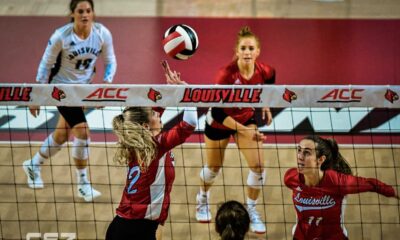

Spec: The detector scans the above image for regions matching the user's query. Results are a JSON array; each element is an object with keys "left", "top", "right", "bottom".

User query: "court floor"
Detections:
[{"left": 1, "top": 142, "right": 399, "bottom": 239}]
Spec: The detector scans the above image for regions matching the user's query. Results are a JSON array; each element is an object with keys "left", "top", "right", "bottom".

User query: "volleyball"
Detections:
[{"left": 162, "top": 24, "right": 199, "bottom": 60}]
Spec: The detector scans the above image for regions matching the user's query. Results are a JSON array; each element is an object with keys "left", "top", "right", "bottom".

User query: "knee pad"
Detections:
[
  {"left": 199, "top": 166, "right": 220, "bottom": 184},
  {"left": 247, "top": 170, "right": 266, "bottom": 189},
  {"left": 39, "top": 134, "right": 62, "bottom": 158},
  {"left": 72, "top": 137, "right": 90, "bottom": 160}
]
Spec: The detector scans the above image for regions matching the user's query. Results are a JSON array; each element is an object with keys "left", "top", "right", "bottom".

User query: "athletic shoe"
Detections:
[
  {"left": 195, "top": 192, "right": 212, "bottom": 223},
  {"left": 247, "top": 205, "right": 266, "bottom": 234},
  {"left": 77, "top": 181, "right": 101, "bottom": 202},
  {"left": 22, "top": 160, "right": 44, "bottom": 189}
]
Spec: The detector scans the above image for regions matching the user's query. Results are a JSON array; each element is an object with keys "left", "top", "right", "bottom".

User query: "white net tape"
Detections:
[{"left": 0, "top": 84, "right": 399, "bottom": 108}]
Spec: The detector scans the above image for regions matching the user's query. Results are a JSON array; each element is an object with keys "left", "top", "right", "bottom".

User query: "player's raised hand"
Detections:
[{"left": 161, "top": 60, "right": 187, "bottom": 85}]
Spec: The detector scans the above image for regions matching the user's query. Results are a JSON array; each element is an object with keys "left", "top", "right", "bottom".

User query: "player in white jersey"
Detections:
[{"left": 23, "top": 0, "right": 117, "bottom": 202}]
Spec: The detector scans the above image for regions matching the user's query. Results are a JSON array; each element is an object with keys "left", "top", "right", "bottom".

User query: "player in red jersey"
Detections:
[
  {"left": 106, "top": 69, "right": 197, "bottom": 240},
  {"left": 163, "top": 26, "right": 275, "bottom": 233},
  {"left": 195, "top": 26, "right": 275, "bottom": 234},
  {"left": 285, "top": 135, "right": 399, "bottom": 240}
]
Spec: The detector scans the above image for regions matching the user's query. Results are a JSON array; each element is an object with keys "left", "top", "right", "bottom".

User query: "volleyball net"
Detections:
[{"left": 0, "top": 84, "right": 399, "bottom": 240}]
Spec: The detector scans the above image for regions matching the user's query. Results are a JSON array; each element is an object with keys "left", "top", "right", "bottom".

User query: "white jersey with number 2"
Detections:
[{"left": 36, "top": 22, "right": 117, "bottom": 84}]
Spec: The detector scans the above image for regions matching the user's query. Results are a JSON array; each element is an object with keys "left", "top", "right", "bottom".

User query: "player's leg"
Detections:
[
  {"left": 196, "top": 124, "right": 230, "bottom": 222},
  {"left": 59, "top": 107, "right": 101, "bottom": 201},
  {"left": 23, "top": 114, "right": 68, "bottom": 188},
  {"left": 234, "top": 123, "right": 266, "bottom": 234}
]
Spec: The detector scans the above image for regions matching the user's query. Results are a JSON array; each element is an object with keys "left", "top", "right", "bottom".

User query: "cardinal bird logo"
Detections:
[
  {"left": 385, "top": 89, "right": 399, "bottom": 103},
  {"left": 148, "top": 88, "right": 162, "bottom": 102},
  {"left": 283, "top": 88, "right": 297, "bottom": 103},
  {"left": 52, "top": 87, "right": 66, "bottom": 101}
]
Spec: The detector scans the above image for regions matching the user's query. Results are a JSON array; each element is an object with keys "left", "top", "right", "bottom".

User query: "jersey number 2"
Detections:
[{"left": 127, "top": 166, "right": 140, "bottom": 194}]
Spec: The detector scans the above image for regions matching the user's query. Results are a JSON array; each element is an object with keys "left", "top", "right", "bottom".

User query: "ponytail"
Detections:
[
  {"left": 215, "top": 201, "right": 250, "bottom": 240},
  {"left": 112, "top": 107, "right": 157, "bottom": 171},
  {"left": 304, "top": 135, "right": 352, "bottom": 175}
]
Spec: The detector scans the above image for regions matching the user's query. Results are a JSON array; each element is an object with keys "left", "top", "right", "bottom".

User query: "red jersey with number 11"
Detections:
[{"left": 284, "top": 168, "right": 395, "bottom": 240}]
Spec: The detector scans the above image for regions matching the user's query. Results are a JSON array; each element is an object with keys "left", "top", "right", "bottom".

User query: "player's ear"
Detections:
[
  {"left": 317, "top": 155, "right": 326, "bottom": 166},
  {"left": 142, "top": 123, "right": 150, "bottom": 130}
]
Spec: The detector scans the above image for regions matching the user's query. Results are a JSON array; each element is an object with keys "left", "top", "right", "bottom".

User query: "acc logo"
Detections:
[
  {"left": 282, "top": 88, "right": 297, "bottom": 103},
  {"left": 0, "top": 87, "right": 32, "bottom": 102},
  {"left": 385, "top": 89, "right": 399, "bottom": 103},
  {"left": 52, "top": 87, "right": 66, "bottom": 101},
  {"left": 83, "top": 88, "right": 128, "bottom": 102},
  {"left": 148, "top": 88, "right": 162, "bottom": 102},
  {"left": 318, "top": 89, "right": 364, "bottom": 103}
]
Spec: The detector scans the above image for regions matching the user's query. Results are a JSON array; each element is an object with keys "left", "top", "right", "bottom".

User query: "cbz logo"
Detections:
[
  {"left": 26, "top": 232, "right": 76, "bottom": 240},
  {"left": 83, "top": 88, "right": 128, "bottom": 102},
  {"left": 0, "top": 87, "right": 32, "bottom": 102},
  {"left": 318, "top": 89, "right": 364, "bottom": 103}
]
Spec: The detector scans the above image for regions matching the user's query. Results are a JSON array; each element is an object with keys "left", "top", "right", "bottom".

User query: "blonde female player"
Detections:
[
  {"left": 23, "top": 0, "right": 117, "bottom": 201},
  {"left": 285, "top": 135, "right": 399, "bottom": 240},
  {"left": 164, "top": 26, "right": 275, "bottom": 234},
  {"left": 195, "top": 26, "right": 275, "bottom": 234},
  {"left": 106, "top": 69, "right": 197, "bottom": 240}
]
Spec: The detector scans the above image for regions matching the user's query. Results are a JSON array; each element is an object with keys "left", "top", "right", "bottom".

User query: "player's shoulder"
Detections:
[
  {"left": 256, "top": 61, "right": 274, "bottom": 71},
  {"left": 54, "top": 23, "right": 74, "bottom": 36},
  {"left": 93, "top": 22, "right": 111, "bottom": 35},
  {"left": 256, "top": 61, "right": 276, "bottom": 80},
  {"left": 255, "top": 61, "right": 276, "bottom": 84},
  {"left": 284, "top": 168, "right": 299, "bottom": 187},
  {"left": 219, "top": 61, "right": 238, "bottom": 77},
  {"left": 285, "top": 168, "right": 298, "bottom": 179}
]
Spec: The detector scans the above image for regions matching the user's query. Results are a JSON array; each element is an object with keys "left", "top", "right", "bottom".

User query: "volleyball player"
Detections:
[
  {"left": 23, "top": 0, "right": 117, "bottom": 201},
  {"left": 105, "top": 69, "right": 197, "bottom": 240},
  {"left": 215, "top": 200, "right": 250, "bottom": 240},
  {"left": 193, "top": 26, "right": 275, "bottom": 234},
  {"left": 285, "top": 135, "right": 399, "bottom": 240}
]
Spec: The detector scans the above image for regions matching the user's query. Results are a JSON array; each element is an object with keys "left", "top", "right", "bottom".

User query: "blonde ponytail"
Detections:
[{"left": 112, "top": 107, "right": 157, "bottom": 171}]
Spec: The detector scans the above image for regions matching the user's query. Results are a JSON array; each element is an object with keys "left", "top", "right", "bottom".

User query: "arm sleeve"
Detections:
[
  {"left": 158, "top": 121, "right": 196, "bottom": 153},
  {"left": 101, "top": 27, "right": 117, "bottom": 83},
  {"left": 336, "top": 172, "right": 395, "bottom": 197},
  {"left": 36, "top": 32, "right": 62, "bottom": 83}
]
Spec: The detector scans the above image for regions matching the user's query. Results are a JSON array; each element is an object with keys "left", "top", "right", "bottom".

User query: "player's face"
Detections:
[
  {"left": 148, "top": 109, "right": 162, "bottom": 136},
  {"left": 71, "top": 1, "right": 94, "bottom": 28},
  {"left": 297, "top": 139, "right": 319, "bottom": 175},
  {"left": 236, "top": 37, "right": 260, "bottom": 66}
]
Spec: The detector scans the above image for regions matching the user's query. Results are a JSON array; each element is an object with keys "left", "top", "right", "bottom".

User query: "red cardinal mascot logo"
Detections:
[
  {"left": 282, "top": 88, "right": 297, "bottom": 103},
  {"left": 385, "top": 89, "right": 399, "bottom": 103},
  {"left": 52, "top": 87, "right": 66, "bottom": 101},
  {"left": 148, "top": 88, "right": 162, "bottom": 102}
]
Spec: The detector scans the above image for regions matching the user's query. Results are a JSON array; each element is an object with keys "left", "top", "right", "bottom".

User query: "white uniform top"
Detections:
[{"left": 36, "top": 22, "right": 117, "bottom": 84}]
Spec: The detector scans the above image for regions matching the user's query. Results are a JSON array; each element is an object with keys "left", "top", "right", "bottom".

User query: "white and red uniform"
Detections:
[
  {"left": 37, "top": 22, "right": 117, "bottom": 84},
  {"left": 206, "top": 60, "right": 275, "bottom": 130},
  {"left": 116, "top": 120, "right": 195, "bottom": 225},
  {"left": 284, "top": 168, "right": 396, "bottom": 240}
]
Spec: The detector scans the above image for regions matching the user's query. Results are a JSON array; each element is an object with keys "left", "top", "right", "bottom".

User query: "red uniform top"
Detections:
[
  {"left": 116, "top": 121, "right": 195, "bottom": 224},
  {"left": 284, "top": 168, "right": 395, "bottom": 240},
  {"left": 207, "top": 61, "right": 275, "bottom": 130}
]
